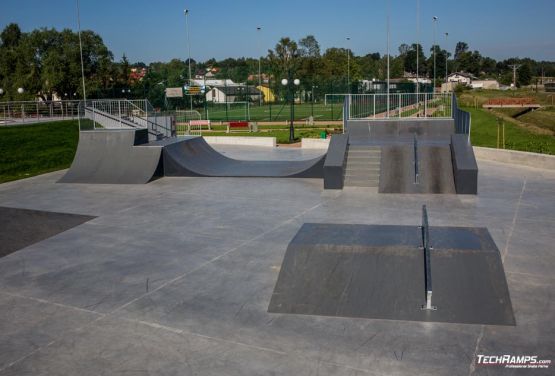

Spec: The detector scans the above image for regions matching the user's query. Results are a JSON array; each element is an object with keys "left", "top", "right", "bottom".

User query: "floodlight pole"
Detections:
[
  {"left": 346, "top": 37, "right": 351, "bottom": 94},
  {"left": 257, "top": 26, "right": 262, "bottom": 106},
  {"left": 416, "top": 0, "right": 420, "bottom": 98},
  {"left": 433, "top": 16, "right": 438, "bottom": 92},
  {"left": 445, "top": 32, "right": 449, "bottom": 84},
  {"left": 76, "top": 0, "right": 86, "bottom": 102},
  {"left": 386, "top": 0, "right": 390, "bottom": 117},
  {"left": 185, "top": 9, "right": 193, "bottom": 110}
]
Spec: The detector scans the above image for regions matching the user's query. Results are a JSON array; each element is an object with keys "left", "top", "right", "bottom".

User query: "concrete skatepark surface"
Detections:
[{"left": 0, "top": 144, "right": 553, "bottom": 375}]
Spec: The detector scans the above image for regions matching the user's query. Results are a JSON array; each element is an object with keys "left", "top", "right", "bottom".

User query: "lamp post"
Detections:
[
  {"left": 257, "top": 26, "right": 262, "bottom": 106},
  {"left": 386, "top": 0, "right": 390, "bottom": 117},
  {"left": 311, "top": 85, "right": 318, "bottom": 117},
  {"left": 346, "top": 37, "right": 351, "bottom": 94},
  {"left": 416, "top": 0, "right": 420, "bottom": 97},
  {"left": 432, "top": 16, "right": 438, "bottom": 91},
  {"left": 444, "top": 32, "right": 449, "bottom": 84},
  {"left": 282, "top": 76, "right": 300, "bottom": 143},
  {"left": 184, "top": 8, "right": 193, "bottom": 111}
]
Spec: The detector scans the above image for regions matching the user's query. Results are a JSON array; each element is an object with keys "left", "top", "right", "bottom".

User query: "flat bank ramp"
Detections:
[
  {"left": 59, "top": 130, "right": 162, "bottom": 184},
  {"left": 163, "top": 137, "right": 325, "bottom": 178},
  {"left": 379, "top": 144, "right": 455, "bottom": 193}
]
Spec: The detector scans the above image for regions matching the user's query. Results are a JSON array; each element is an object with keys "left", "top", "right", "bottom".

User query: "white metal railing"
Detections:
[
  {"left": 0, "top": 100, "right": 81, "bottom": 124},
  {"left": 347, "top": 93, "right": 452, "bottom": 120}
]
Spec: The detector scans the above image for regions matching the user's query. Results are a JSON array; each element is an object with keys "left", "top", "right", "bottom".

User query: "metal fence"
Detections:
[
  {"left": 452, "top": 95, "right": 471, "bottom": 137},
  {"left": 347, "top": 93, "right": 453, "bottom": 120},
  {"left": 0, "top": 100, "right": 81, "bottom": 124}
]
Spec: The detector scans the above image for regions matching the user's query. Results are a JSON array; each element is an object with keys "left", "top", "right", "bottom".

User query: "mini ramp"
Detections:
[
  {"left": 59, "top": 129, "right": 162, "bottom": 184},
  {"left": 162, "top": 137, "right": 325, "bottom": 178}
]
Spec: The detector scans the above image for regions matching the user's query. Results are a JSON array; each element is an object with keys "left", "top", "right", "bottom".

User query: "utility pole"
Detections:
[{"left": 508, "top": 64, "right": 521, "bottom": 89}]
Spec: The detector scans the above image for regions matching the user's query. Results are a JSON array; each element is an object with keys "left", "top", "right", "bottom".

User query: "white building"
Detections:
[
  {"left": 470, "top": 80, "right": 500, "bottom": 90},
  {"left": 447, "top": 72, "right": 476, "bottom": 85},
  {"left": 206, "top": 85, "right": 262, "bottom": 103}
]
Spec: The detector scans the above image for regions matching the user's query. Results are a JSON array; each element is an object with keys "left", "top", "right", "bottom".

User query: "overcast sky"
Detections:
[{"left": 1, "top": 0, "right": 554, "bottom": 63}]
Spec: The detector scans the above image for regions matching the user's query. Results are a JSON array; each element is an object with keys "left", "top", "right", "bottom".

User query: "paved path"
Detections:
[{"left": 0, "top": 148, "right": 553, "bottom": 375}]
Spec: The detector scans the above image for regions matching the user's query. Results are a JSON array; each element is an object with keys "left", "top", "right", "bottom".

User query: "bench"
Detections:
[
  {"left": 227, "top": 121, "right": 252, "bottom": 133},
  {"left": 189, "top": 120, "right": 211, "bottom": 130}
]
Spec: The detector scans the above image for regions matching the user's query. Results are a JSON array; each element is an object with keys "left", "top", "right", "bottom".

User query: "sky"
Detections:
[{"left": 1, "top": 0, "right": 554, "bottom": 63}]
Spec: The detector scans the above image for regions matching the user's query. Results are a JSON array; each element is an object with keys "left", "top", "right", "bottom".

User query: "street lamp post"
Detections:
[
  {"left": 346, "top": 37, "right": 351, "bottom": 94},
  {"left": 311, "top": 85, "right": 318, "bottom": 118},
  {"left": 257, "top": 26, "right": 262, "bottom": 106},
  {"left": 445, "top": 32, "right": 449, "bottom": 84},
  {"left": 184, "top": 9, "right": 193, "bottom": 111},
  {"left": 282, "top": 76, "right": 300, "bottom": 143},
  {"left": 433, "top": 16, "right": 438, "bottom": 91},
  {"left": 386, "top": 0, "right": 390, "bottom": 117}
]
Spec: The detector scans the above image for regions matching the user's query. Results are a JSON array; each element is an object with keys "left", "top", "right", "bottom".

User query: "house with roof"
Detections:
[
  {"left": 447, "top": 72, "right": 477, "bottom": 85},
  {"left": 206, "top": 85, "right": 262, "bottom": 103}
]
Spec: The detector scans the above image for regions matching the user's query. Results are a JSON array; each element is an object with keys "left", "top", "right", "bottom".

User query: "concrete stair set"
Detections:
[{"left": 344, "top": 145, "right": 382, "bottom": 188}]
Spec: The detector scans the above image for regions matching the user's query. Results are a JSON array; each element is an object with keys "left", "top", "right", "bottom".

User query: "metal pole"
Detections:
[
  {"left": 257, "top": 26, "right": 262, "bottom": 106},
  {"left": 386, "top": 0, "right": 390, "bottom": 118},
  {"left": 346, "top": 37, "right": 351, "bottom": 94},
  {"left": 416, "top": 0, "right": 420, "bottom": 98},
  {"left": 433, "top": 17, "right": 438, "bottom": 92},
  {"left": 76, "top": 0, "right": 87, "bottom": 102},
  {"left": 185, "top": 9, "right": 193, "bottom": 111},
  {"left": 445, "top": 32, "right": 449, "bottom": 84}
]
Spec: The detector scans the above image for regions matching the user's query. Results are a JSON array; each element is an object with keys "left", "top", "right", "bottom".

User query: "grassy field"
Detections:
[
  {"left": 462, "top": 106, "right": 555, "bottom": 154},
  {"left": 0, "top": 120, "right": 79, "bottom": 183},
  {"left": 197, "top": 102, "right": 345, "bottom": 122}
]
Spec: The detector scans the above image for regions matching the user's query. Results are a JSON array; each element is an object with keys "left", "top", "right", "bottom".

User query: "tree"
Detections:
[
  {"left": 0, "top": 23, "right": 22, "bottom": 48},
  {"left": 403, "top": 43, "right": 427, "bottom": 75},
  {"left": 454, "top": 41, "right": 468, "bottom": 60},
  {"left": 517, "top": 64, "right": 532, "bottom": 86},
  {"left": 298, "top": 35, "right": 320, "bottom": 58}
]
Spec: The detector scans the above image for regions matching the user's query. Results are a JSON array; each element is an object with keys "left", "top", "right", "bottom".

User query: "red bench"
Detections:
[{"left": 227, "top": 121, "right": 251, "bottom": 133}]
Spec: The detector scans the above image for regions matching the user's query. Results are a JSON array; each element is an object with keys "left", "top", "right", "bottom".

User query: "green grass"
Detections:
[
  {"left": 462, "top": 107, "right": 555, "bottom": 154},
  {"left": 0, "top": 120, "right": 79, "bottom": 183},
  {"left": 518, "top": 107, "right": 555, "bottom": 133},
  {"left": 198, "top": 102, "right": 345, "bottom": 122}
]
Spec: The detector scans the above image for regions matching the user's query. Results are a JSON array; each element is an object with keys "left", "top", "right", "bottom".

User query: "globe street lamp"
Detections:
[
  {"left": 0, "top": 88, "right": 4, "bottom": 96},
  {"left": 282, "top": 77, "right": 300, "bottom": 143},
  {"left": 17, "top": 87, "right": 24, "bottom": 94}
]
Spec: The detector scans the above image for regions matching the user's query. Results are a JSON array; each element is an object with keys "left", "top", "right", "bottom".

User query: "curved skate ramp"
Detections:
[
  {"left": 163, "top": 137, "right": 325, "bottom": 178},
  {"left": 59, "top": 129, "right": 162, "bottom": 184}
]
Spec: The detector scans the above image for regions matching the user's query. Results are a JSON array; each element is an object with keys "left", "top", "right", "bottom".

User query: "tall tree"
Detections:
[
  {"left": 298, "top": 35, "right": 320, "bottom": 58},
  {"left": 454, "top": 41, "right": 469, "bottom": 60}
]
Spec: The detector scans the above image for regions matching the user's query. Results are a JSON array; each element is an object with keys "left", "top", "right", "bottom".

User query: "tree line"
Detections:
[{"left": 1, "top": 23, "right": 554, "bottom": 105}]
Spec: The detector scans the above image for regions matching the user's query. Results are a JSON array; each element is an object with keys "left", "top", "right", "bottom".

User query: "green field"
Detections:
[
  {"left": 199, "top": 102, "right": 345, "bottom": 122},
  {"left": 0, "top": 120, "right": 79, "bottom": 183},
  {"left": 462, "top": 107, "right": 555, "bottom": 154}
]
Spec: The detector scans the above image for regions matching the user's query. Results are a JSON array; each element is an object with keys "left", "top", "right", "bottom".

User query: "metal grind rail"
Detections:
[
  {"left": 413, "top": 135, "right": 419, "bottom": 184},
  {"left": 421, "top": 205, "right": 436, "bottom": 311}
]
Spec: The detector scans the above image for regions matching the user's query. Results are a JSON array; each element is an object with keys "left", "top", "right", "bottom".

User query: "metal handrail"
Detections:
[{"left": 421, "top": 205, "right": 436, "bottom": 311}]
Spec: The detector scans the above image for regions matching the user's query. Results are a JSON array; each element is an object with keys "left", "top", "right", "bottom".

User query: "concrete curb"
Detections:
[
  {"left": 203, "top": 136, "right": 276, "bottom": 147},
  {"left": 301, "top": 138, "right": 330, "bottom": 149},
  {"left": 473, "top": 146, "right": 555, "bottom": 170}
]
